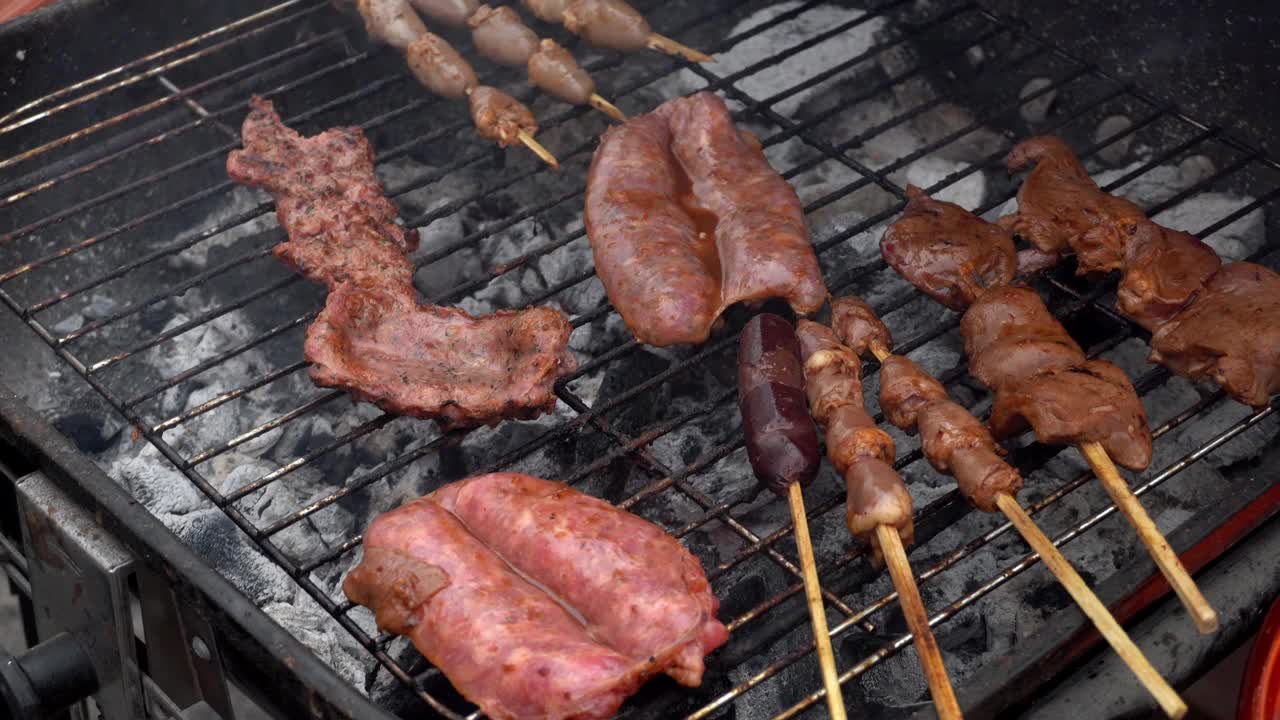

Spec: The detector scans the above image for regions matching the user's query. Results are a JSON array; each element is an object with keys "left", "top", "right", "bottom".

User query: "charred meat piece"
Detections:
[
  {"left": 1113, "top": 219, "right": 1221, "bottom": 331},
  {"left": 989, "top": 359, "right": 1153, "bottom": 470},
  {"left": 469, "top": 4, "right": 541, "bottom": 66},
  {"left": 830, "top": 295, "right": 892, "bottom": 358},
  {"left": 407, "top": 0, "right": 478, "bottom": 26},
  {"left": 960, "top": 284, "right": 1085, "bottom": 390},
  {"left": 344, "top": 472, "right": 727, "bottom": 720},
  {"left": 225, "top": 97, "right": 418, "bottom": 291},
  {"left": 877, "top": 354, "right": 948, "bottom": 430},
  {"left": 405, "top": 31, "right": 478, "bottom": 99},
  {"left": 469, "top": 85, "right": 538, "bottom": 147},
  {"left": 999, "top": 135, "right": 1146, "bottom": 256},
  {"left": 357, "top": 0, "right": 428, "bottom": 49},
  {"left": 795, "top": 320, "right": 910, "bottom": 551},
  {"left": 528, "top": 39, "right": 597, "bottom": 107},
  {"left": 881, "top": 185, "right": 1017, "bottom": 311},
  {"left": 1150, "top": 262, "right": 1280, "bottom": 408},
  {"left": 433, "top": 473, "right": 729, "bottom": 686},
  {"left": 305, "top": 285, "right": 575, "bottom": 429},
  {"left": 585, "top": 92, "right": 826, "bottom": 346},
  {"left": 563, "top": 0, "right": 651, "bottom": 51}
]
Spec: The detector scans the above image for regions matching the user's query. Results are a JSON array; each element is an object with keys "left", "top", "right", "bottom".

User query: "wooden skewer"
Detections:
[
  {"left": 1078, "top": 441, "right": 1219, "bottom": 634},
  {"left": 995, "top": 492, "right": 1187, "bottom": 719},
  {"left": 647, "top": 32, "right": 714, "bottom": 63},
  {"left": 875, "top": 525, "right": 963, "bottom": 720},
  {"left": 788, "top": 482, "right": 848, "bottom": 720},
  {"left": 588, "top": 93, "right": 628, "bottom": 122},
  {"left": 516, "top": 128, "right": 560, "bottom": 169}
]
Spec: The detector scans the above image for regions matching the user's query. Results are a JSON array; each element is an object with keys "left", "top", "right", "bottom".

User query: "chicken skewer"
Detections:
[
  {"left": 410, "top": 1, "right": 627, "bottom": 121},
  {"left": 830, "top": 296, "right": 1187, "bottom": 719},
  {"left": 791, "top": 314, "right": 961, "bottom": 720},
  {"left": 356, "top": 0, "right": 559, "bottom": 167},
  {"left": 737, "top": 313, "right": 847, "bottom": 720},
  {"left": 522, "top": 0, "right": 713, "bottom": 62},
  {"left": 882, "top": 186, "right": 1218, "bottom": 638}
]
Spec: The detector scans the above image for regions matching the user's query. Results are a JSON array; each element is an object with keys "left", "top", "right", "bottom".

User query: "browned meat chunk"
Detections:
[
  {"left": 407, "top": 0, "right": 478, "bottom": 26},
  {"left": 406, "top": 32, "right": 478, "bottom": 99},
  {"left": 585, "top": 92, "right": 827, "bottom": 346},
  {"left": 357, "top": 0, "right": 428, "bottom": 49},
  {"left": 989, "top": 359, "right": 1153, "bottom": 470},
  {"left": 468, "top": 85, "right": 538, "bottom": 147},
  {"left": 305, "top": 285, "right": 575, "bottom": 429},
  {"left": 845, "top": 458, "right": 914, "bottom": 550},
  {"left": 961, "top": 285, "right": 1085, "bottom": 390},
  {"left": 999, "top": 135, "right": 1146, "bottom": 256},
  {"left": 225, "top": 97, "right": 418, "bottom": 291},
  {"left": 345, "top": 473, "right": 727, "bottom": 720},
  {"left": 528, "top": 39, "right": 596, "bottom": 106},
  {"left": 1150, "top": 262, "right": 1280, "bottom": 408},
  {"left": 469, "top": 5, "right": 540, "bottom": 67},
  {"left": 831, "top": 295, "right": 893, "bottom": 357},
  {"left": 881, "top": 185, "right": 1017, "bottom": 311},
  {"left": 523, "top": 0, "right": 569, "bottom": 22},
  {"left": 877, "top": 355, "right": 948, "bottom": 430},
  {"left": 1113, "top": 220, "right": 1221, "bottom": 331},
  {"left": 563, "top": 0, "right": 651, "bottom": 51}
]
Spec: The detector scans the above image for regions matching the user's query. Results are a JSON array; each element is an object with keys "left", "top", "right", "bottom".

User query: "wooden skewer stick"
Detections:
[
  {"left": 875, "top": 525, "right": 963, "bottom": 720},
  {"left": 516, "top": 128, "right": 560, "bottom": 169},
  {"left": 588, "top": 93, "right": 628, "bottom": 122},
  {"left": 647, "top": 33, "right": 714, "bottom": 63},
  {"left": 1078, "top": 441, "right": 1219, "bottom": 634},
  {"left": 788, "top": 482, "right": 848, "bottom": 720},
  {"left": 995, "top": 492, "right": 1187, "bottom": 719}
]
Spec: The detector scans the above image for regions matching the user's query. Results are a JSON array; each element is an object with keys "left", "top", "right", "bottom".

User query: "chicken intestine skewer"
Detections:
[
  {"left": 357, "top": 0, "right": 558, "bottom": 166},
  {"left": 829, "top": 295, "right": 1186, "bottom": 720},
  {"left": 522, "top": 0, "right": 712, "bottom": 62}
]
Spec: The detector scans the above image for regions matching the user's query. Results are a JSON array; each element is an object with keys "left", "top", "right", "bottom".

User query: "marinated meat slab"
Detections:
[
  {"left": 881, "top": 185, "right": 1017, "bottom": 311},
  {"left": 960, "top": 285, "right": 1085, "bottom": 390},
  {"left": 344, "top": 473, "right": 727, "bottom": 720},
  {"left": 999, "top": 135, "right": 1146, "bottom": 256},
  {"left": 1150, "top": 262, "right": 1280, "bottom": 408},
  {"left": 585, "top": 92, "right": 827, "bottom": 346},
  {"left": 228, "top": 99, "right": 575, "bottom": 428},
  {"left": 1111, "top": 219, "right": 1221, "bottom": 331},
  {"left": 226, "top": 97, "right": 419, "bottom": 291},
  {"left": 305, "top": 285, "right": 575, "bottom": 429}
]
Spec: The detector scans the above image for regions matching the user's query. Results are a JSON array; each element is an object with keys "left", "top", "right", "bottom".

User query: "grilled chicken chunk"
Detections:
[
  {"left": 357, "top": 0, "right": 428, "bottom": 49},
  {"left": 468, "top": 4, "right": 540, "bottom": 66}
]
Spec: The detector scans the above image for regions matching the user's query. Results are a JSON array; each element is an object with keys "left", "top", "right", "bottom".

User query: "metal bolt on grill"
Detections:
[{"left": 1, "top": 1, "right": 1278, "bottom": 718}]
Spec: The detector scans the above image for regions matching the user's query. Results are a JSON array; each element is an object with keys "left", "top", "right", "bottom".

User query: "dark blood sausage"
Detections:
[
  {"left": 737, "top": 314, "right": 821, "bottom": 496},
  {"left": 585, "top": 92, "right": 827, "bottom": 346}
]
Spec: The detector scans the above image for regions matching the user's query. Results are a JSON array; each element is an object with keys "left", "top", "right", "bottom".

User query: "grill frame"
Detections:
[{"left": 1, "top": 1, "right": 1279, "bottom": 719}]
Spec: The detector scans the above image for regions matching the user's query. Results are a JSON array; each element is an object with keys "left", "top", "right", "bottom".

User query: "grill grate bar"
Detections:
[
  {"left": 0, "top": 7, "right": 337, "bottom": 174},
  {"left": 0, "top": 0, "right": 313, "bottom": 129}
]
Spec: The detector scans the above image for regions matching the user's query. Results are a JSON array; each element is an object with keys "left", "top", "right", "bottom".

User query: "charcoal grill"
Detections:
[{"left": 1, "top": 1, "right": 1279, "bottom": 718}]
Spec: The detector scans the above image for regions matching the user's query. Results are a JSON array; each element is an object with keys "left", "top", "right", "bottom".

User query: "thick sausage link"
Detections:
[{"left": 738, "top": 314, "right": 821, "bottom": 496}]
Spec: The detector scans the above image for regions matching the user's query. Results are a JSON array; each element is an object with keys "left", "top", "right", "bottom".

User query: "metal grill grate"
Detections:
[{"left": 2, "top": 1, "right": 1279, "bottom": 718}]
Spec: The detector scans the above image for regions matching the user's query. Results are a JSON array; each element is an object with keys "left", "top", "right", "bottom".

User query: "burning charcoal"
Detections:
[
  {"left": 1094, "top": 115, "right": 1135, "bottom": 165},
  {"left": 50, "top": 313, "right": 84, "bottom": 336},
  {"left": 903, "top": 156, "right": 987, "bottom": 209},
  {"left": 80, "top": 293, "right": 120, "bottom": 321},
  {"left": 263, "top": 598, "right": 370, "bottom": 688},
  {"left": 1018, "top": 77, "right": 1057, "bottom": 123},
  {"left": 1152, "top": 193, "right": 1264, "bottom": 260}
]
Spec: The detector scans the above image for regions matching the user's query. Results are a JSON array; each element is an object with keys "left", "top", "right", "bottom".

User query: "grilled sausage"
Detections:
[
  {"left": 405, "top": 32, "right": 478, "bottom": 99},
  {"left": 523, "top": 0, "right": 569, "bottom": 23},
  {"left": 407, "top": 0, "right": 478, "bottom": 26},
  {"left": 469, "top": 5, "right": 540, "bottom": 67},
  {"left": 357, "top": 0, "right": 428, "bottom": 49},
  {"left": 563, "top": 0, "right": 651, "bottom": 51},
  {"left": 528, "top": 39, "right": 596, "bottom": 106},
  {"left": 738, "top": 314, "right": 821, "bottom": 496}
]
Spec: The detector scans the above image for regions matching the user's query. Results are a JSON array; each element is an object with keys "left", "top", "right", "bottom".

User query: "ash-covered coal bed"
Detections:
[{"left": 2, "top": 1, "right": 1278, "bottom": 718}]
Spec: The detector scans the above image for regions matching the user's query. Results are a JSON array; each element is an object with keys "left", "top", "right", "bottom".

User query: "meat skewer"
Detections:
[
  {"left": 737, "top": 313, "right": 847, "bottom": 720},
  {"left": 792, "top": 314, "right": 961, "bottom": 720},
  {"left": 522, "top": 0, "right": 713, "bottom": 62},
  {"left": 831, "top": 296, "right": 1188, "bottom": 720},
  {"left": 356, "top": 0, "right": 559, "bottom": 167},
  {"left": 1001, "top": 135, "right": 1280, "bottom": 409},
  {"left": 457, "top": 4, "right": 627, "bottom": 121},
  {"left": 883, "top": 186, "right": 1219, "bottom": 640}
]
